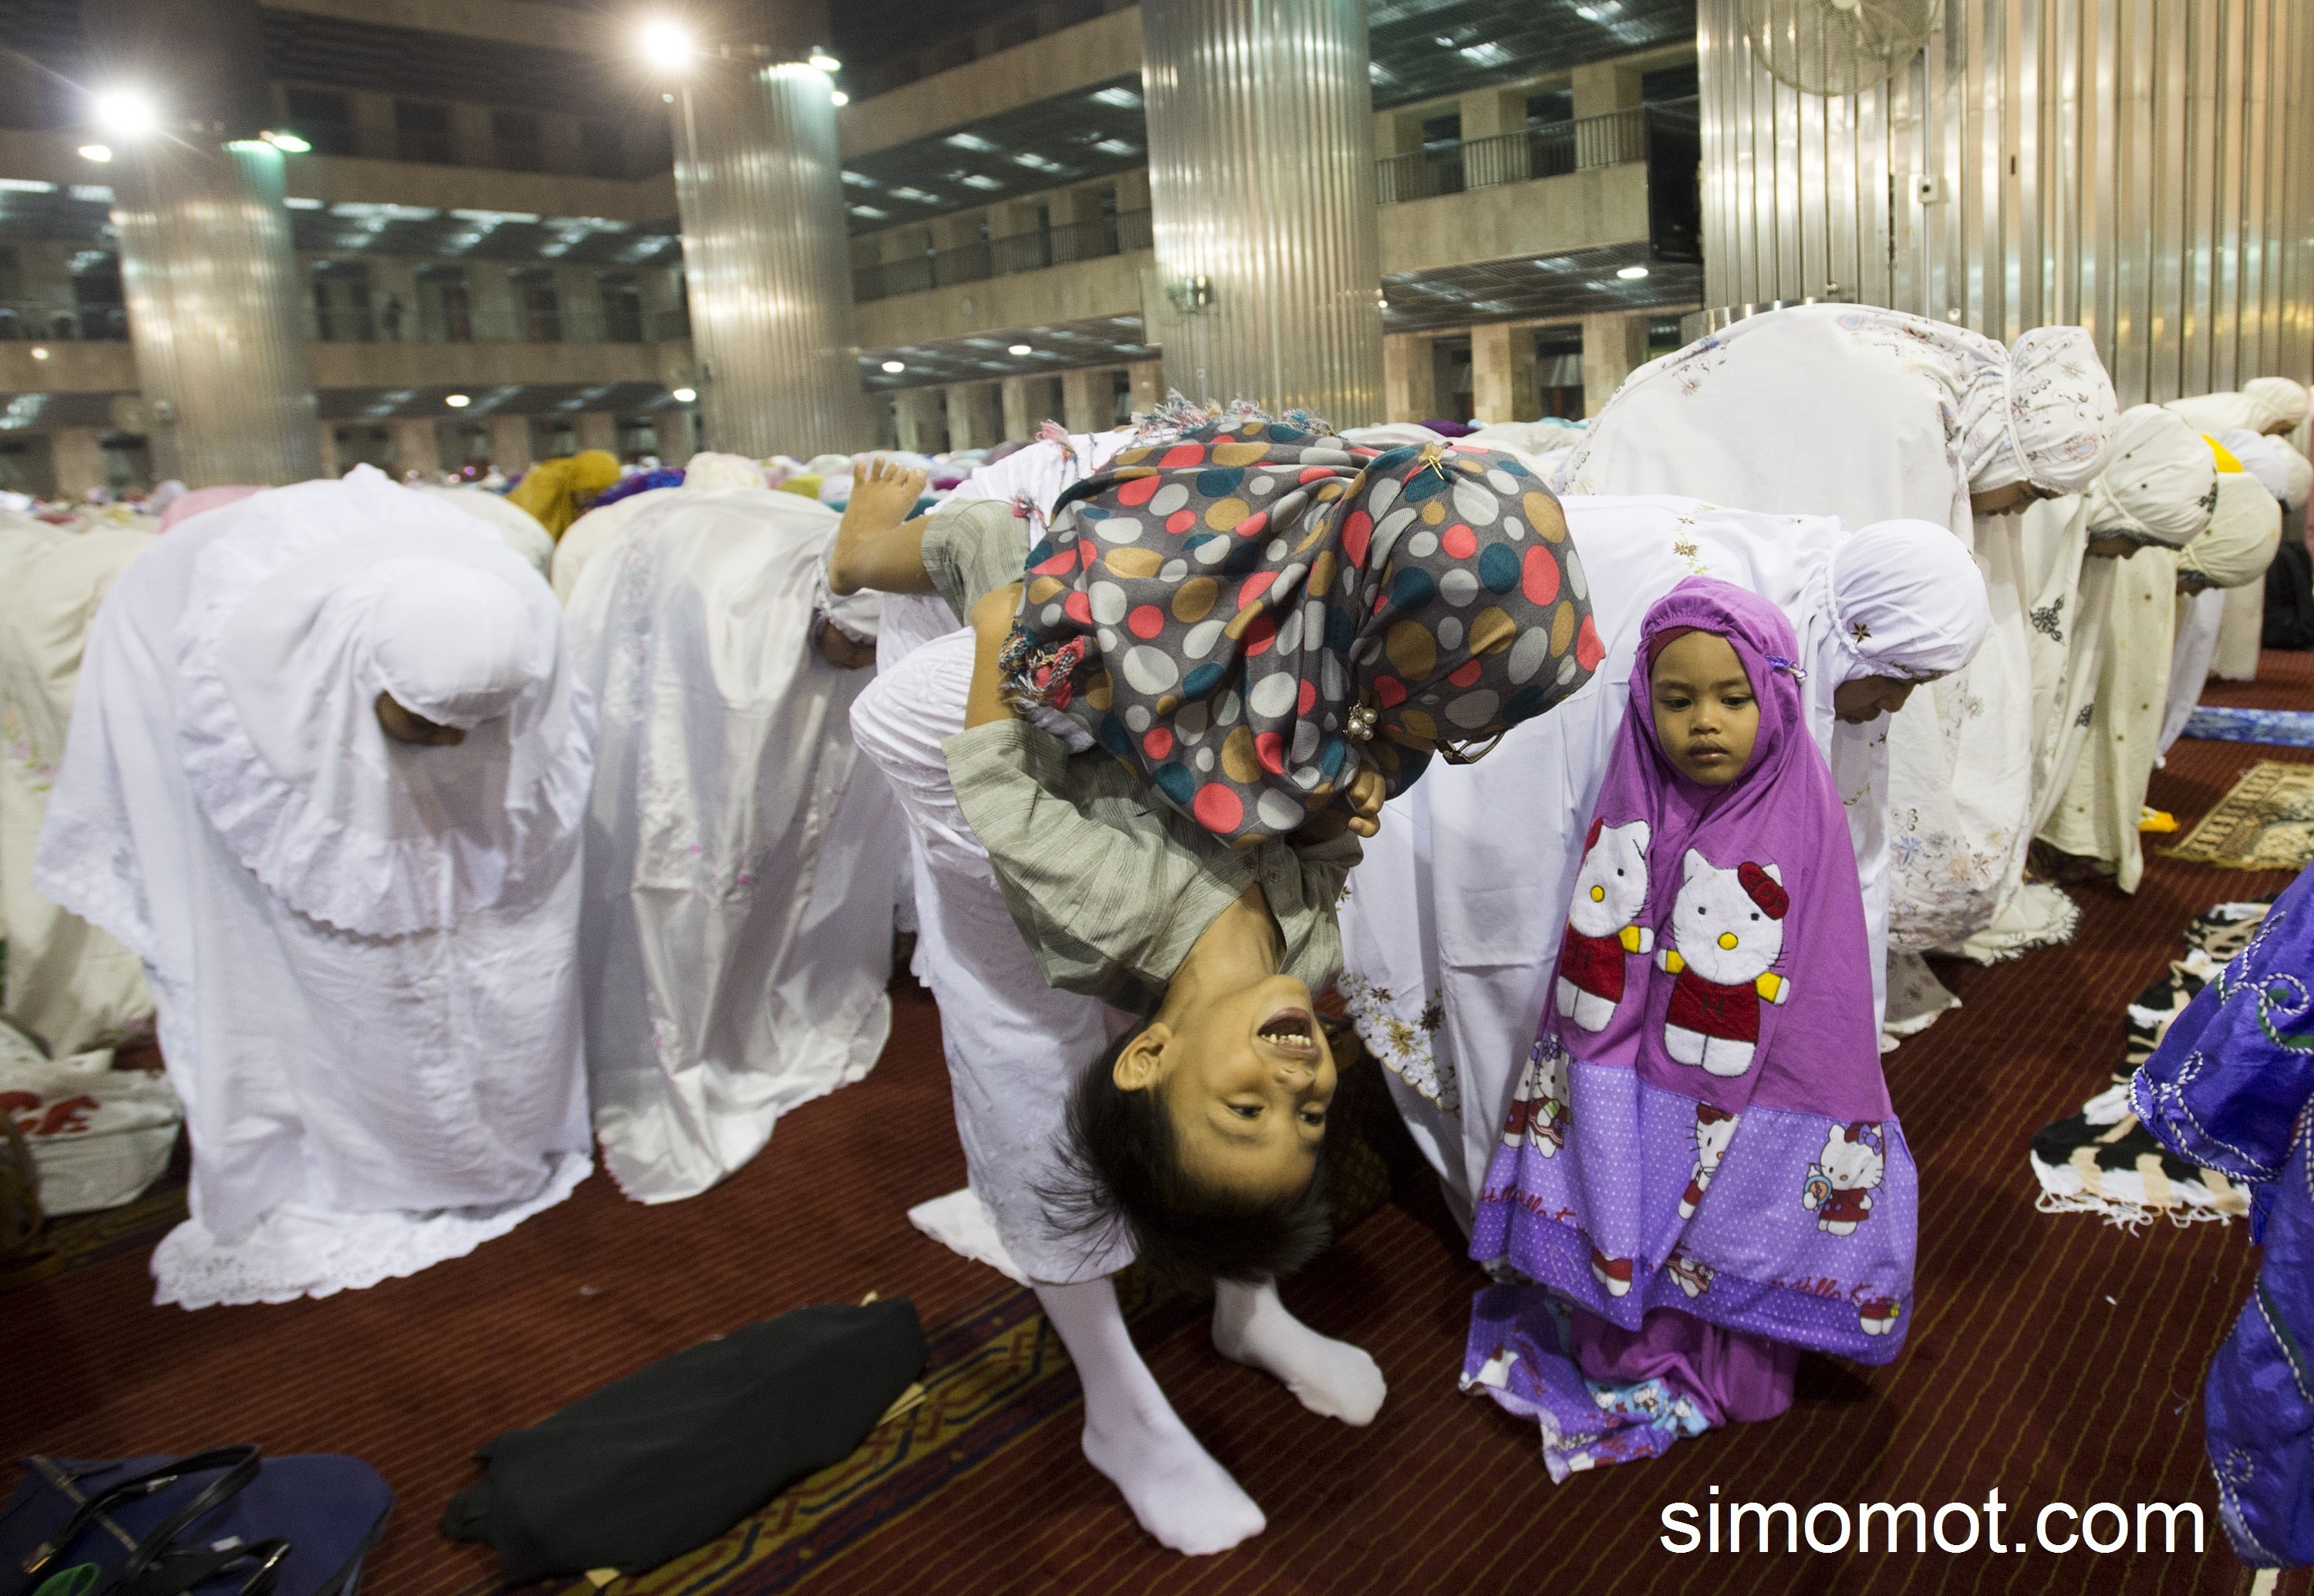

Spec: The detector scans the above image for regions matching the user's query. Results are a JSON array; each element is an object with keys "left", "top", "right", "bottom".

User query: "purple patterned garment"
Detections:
[
  {"left": 2132, "top": 862, "right": 2314, "bottom": 1567},
  {"left": 1464, "top": 579, "right": 1917, "bottom": 1453}
]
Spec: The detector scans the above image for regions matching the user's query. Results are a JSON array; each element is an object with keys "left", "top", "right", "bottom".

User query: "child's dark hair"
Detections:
[{"left": 1044, "top": 1022, "right": 1331, "bottom": 1291}]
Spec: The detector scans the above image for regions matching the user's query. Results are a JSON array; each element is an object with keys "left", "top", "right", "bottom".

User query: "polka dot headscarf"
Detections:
[{"left": 1002, "top": 416, "right": 1600, "bottom": 848}]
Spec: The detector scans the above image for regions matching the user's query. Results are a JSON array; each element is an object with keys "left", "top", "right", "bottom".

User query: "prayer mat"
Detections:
[
  {"left": 2029, "top": 900, "right": 2266, "bottom": 1230},
  {"left": 2166, "top": 758, "right": 2314, "bottom": 869},
  {"left": 2183, "top": 705, "right": 2314, "bottom": 747},
  {"left": 447, "top": 1274, "right": 1203, "bottom": 1596}
]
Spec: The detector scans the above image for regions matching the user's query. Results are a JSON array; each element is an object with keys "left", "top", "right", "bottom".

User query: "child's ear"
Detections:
[{"left": 1112, "top": 1023, "right": 1171, "bottom": 1093}]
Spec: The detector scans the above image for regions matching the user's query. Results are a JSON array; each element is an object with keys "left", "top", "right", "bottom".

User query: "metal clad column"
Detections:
[
  {"left": 673, "top": 51, "right": 864, "bottom": 460},
  {"left": 1141, "top": 0, "right": 1384, "bottom": 425},
  {"left": 84, "top": 0, "right": 321, "bottom": 486}
]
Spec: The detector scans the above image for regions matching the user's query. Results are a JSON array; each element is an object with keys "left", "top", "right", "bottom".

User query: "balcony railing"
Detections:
[
  {"left": 1375, "top": 100, "right": 1683, "bottom": 205},
  {"left": 306, "top": 303, "right": 691, "bottom": 345},
  {"left": 854, "top": 208, "right": 1153, "bottom": 304},
  {"left": 0, "top": 303, "right": 129, "bottom": 342}
]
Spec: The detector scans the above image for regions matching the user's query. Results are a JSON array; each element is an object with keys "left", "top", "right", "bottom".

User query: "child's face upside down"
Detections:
[
  {"left": 1648, "top": 629, "right": 1759, "bottom": 787},
  {"left": 1113, "top": 970, "right": 1337, "bottom": 1204}
]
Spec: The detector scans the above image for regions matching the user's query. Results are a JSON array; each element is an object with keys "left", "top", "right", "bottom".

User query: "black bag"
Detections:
[
  {"left": 1, "top": 1446, "right": 393, "bottom": 1596},
  {"left": 442, "top": 1298, "right": 923, "bottom": 1584},
  {"left": 2264, "top": 538, "right": 2314, "bottom": 649}
]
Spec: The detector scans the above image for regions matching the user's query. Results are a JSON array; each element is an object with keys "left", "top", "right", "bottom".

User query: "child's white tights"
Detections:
[{"left": 1033, "top": 1274, "right": 1386, "bottom": 1556}]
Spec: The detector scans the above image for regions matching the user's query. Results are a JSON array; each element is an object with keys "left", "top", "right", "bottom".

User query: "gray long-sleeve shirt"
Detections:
[{"left": 923, "top": 498, "right": 1360, "bottom": 1011}]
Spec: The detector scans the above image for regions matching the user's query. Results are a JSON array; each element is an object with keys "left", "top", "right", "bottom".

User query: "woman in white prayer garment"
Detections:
[
  {"left": 427, "top": 484, "right": 555, "bottom": 579},
  {"left": 2046, "top": 464, "right": 2279, "bottom": 892},
  {"left": 2198, "top": 427, "right": 2311, "bottom": 682},
  {"left": 1559, "top": 305, "right": 2118, "bottom": 1025},
  {"left": 1340, "top": 498, "right": 1987, "bottom": 1223},
  {"left": 1958, "top": 407, "right": 2218, "bottom": 963},
  {"left": 35, "top": 466, "right": 596, "bottom": 1308},
  {"left": 0, "top": 524, "right": 158, "bottom": 1055},
  {"left": 550, "top": 452, "right": 768, "bottom": 604},
  {"left": 563, "top": 484, "right": 902, "bottom": 1203},
  {"left": 2165, "top": 377, "right": 2312, "bottom": 439}
]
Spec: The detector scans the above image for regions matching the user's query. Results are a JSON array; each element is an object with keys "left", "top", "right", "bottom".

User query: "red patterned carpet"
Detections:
[{"left": 8, "top": 655, "right": 2312, "bottom": 1596}]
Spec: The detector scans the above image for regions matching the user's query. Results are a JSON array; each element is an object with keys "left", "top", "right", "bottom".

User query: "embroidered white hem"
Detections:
[{"left": 152, "top": 1149, "right": 592, "bottom": 1309}]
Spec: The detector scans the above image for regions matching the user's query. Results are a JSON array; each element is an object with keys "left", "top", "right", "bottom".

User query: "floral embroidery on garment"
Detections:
[{"left": 1342, "top": 971, "right": 1459, "bottom": 1110}]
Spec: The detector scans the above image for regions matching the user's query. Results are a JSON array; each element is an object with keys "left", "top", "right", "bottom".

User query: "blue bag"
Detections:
[{"left": 2, "top": 1447, "right": 392, "bottom": 1596}]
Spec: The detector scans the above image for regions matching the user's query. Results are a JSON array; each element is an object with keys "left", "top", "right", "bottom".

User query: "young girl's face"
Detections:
[{"left": 1648, "top": 629, "right": 1759, "bottom": 786}]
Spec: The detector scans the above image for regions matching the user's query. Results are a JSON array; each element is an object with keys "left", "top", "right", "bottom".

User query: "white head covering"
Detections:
[
  {"left": 1341, "top": 423, "right": 1449, "bottom": 450},
  {"left": 2167, "top": 379, "right": 2313, "bottom": 437},
  {"left": 1980, "top": 327, "right": 2119, "bottom": 495},
  {"left": 423, "top": 484, "right": 555, "bottom": 577},
  {"left": 2082, "top": 406, "right": 2219, "bottom": 547},
  {"left": 175, "top": 465, "right": 593, "bottom": 938},
  {"left": 2245, "top": 377, "right": 2311, "bottom": 434},
  {"left": 2178, "top": 471, "right": 2283, "bottom": 589},
  {"left": 2217, "top": 427, "right": 2314, "bottom": 511},
  {"left": 686, "top": 451, "right": 768, "bottom": 493},
  {"left": 1804, "top": 519, "right": 1991, "bottom": 698}
]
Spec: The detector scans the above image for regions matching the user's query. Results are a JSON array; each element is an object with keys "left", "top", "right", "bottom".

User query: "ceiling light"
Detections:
[
  {"left": 1008, "top": 343, "right": 1033, "bottom": 355},
  {"left": 1458, "top": 42, "right": 1512, "bottom": 66},
  {"left": 445, "top": 393, "right": 471, "bottom": 408},
  {"left": 671, "top": 386, "right": 697, "bottom": 402},
  {"left": 0, "top": 179, "right": 55, "bottom": 193},
  {"left": 960, "top": 174, "right": 1003, "bottom": 191},
  {"left": 76, "top": 143, "right": 112, "bottom": 164},
  {"left": 849, "top": 204, "right": 889, "bottom": 219},
  {"left": 808, "top": 47, "right": 842, "bottom": 72},
  {"left": 1012, "top": 153, "right": 1062, "bottom": 173},
  {"left": 29, "top": 346, "right": 49, "bottom": 361},
  {"left": 945, "top": 132, "right": 999, "bottom": 153},
  {"left": 69, "top": 184, "right": 113, "bottom": 203},
  {"left": 262, "top": 129, "right": 312, "bottom": 153},
  {"left": 285, "top": 196, "right": 323, "bottom": 209},
  {"left": 841, "top": 170, "right": 878, "bottom": 187},
  {"left": 92, "top": 88, "right": 158, "bottom": 139},
  {"left": 1090, "top": 86, "right": 1141, "bottom": 109},
  {"left": 1616, "top": 264, "right": 1650, "bottom": 280},
  {"left": 830, "top": 90, "right": 848, "bottom": 106},
  {"left": 889, "top": 186, "right": 939, "bottom": 204},
  {"left": 639, "top": 19, "right": 693, "bottom": 72},
  {"left": 880, "top": 359, "right": 906, "bottom": 373},
  {"left": 1091, "top": 139, "right": 1137, "bottom": 157}
]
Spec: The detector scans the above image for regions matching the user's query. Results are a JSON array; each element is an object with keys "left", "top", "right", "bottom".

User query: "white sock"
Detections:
[
  {"left": 1035, "top": 1277, "right": 1266, "bottom": 1556},
  {"left": 1210, "top": 1277, "right": 1388, "bottom": 1426}
]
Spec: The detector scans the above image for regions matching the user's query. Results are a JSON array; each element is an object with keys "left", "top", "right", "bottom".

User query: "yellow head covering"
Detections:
[
  {"left": 507, "top": 450, "right": 622, "bottom": 538},
  {"left": 2203, "top": 434, "right": 2244, "bottom": 474}
]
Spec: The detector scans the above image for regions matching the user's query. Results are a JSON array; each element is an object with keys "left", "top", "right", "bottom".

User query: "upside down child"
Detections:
[{"left": 835, "top": 407, "right": 1598, "bottom": 1548}]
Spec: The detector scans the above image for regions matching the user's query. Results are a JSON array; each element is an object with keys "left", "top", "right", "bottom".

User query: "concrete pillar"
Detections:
[
  {"left": 1459, "top": 88, "right": 1530, "bottom": 187},
  {"left": 48, "top": 428, "right": 106, "bottom": 499},
  {"left": 892, "top": 386, "right": 946, "bottom": 454},
  {"left": 670, "top": 32, "right": 865, "bottom": 459},
  {"left": 1471, "top": 322, "right": 1539, "bottom": 424},
  {"left": 1384, "top": 331, "right": 1439, "bottom": 423},
  {"left": 945, "top": 382, "right": 1002, "bottom": 450},
  {"left": 316, "top": 423, "right": 339, "bottom": 480},
  {"left": 449, "top": 103, "right": 494, "bottom": 167},
  {"left": 368, "top": 258, "right": 419, "bottom": 342},
  {"left": 86, "top": 0, "right": 321, "bottom": 487},
  {"left": 1581, "top": 311, "right": 1648, "bottom": 417},
  {"left": 573, "top": 412, "right": 618, "bottom": 456},
  {"left": 1061, "top": 366, "right": 1111, "bottom": 434},
  {"left": 1128, "top": 359, "right": 1165, "bottom": 414},
  {"left": 487, "top": 413, "right": 533, "bottom": 474},
  {"left": 1001, "top": 374, "right": 1062, "bottom": 442},
  {"left": 387, "top": 417, "right": 441, "bottom": 479},
  {"left": 1115, "top": 169, "right": 1151, "bottom": 214},
  {"left": 1142, "top": 0, "right": 1384, "bottom": 423},
  {"left": 1571, "top": 62, "right": 1644, "bottom": 170}
]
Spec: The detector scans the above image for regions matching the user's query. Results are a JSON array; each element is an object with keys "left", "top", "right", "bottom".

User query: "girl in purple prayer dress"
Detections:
[{"left": 1462, "top": 578, "right": 1917, "bottom": 1479}]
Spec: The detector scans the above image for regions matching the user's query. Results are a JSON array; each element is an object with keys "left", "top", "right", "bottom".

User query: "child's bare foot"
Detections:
[{"left": 841, "top": 456, "right": 927, "bottom": 537}]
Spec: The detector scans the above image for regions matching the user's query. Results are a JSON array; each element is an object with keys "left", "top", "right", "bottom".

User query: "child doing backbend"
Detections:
[{"left": 835, "top": 412, "right": 1597, "bottom": 1269}]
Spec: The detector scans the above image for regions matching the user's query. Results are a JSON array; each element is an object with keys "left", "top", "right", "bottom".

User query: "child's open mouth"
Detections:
[{"left": 1256, "top": 1008, "right": 1317, "bottom": 1054}]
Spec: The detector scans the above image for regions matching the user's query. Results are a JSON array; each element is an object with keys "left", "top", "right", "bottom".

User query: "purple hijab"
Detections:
[{"left": 1469, "top": 578, "right": 1915, "bottom": 1371}]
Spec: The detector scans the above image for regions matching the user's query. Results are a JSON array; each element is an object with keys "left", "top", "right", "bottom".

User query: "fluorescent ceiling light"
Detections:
[
  {"left": 850, "top": 204, "right": 889, "bottom": 219},
  {"left": 68, "top": 185, "right": 113, "bottom": 203},
  {"left": 1012, "top": 153, "right": 1062, "bottom": 172},
  {"left": 961, "top": 174, "right": 1003, "bottom": 191},
  {"left": 1458, "top": 42, "right": 1512, "bottom": 66},
  {"left": 1092, "top": 139, "right": 1138, "bottom": 157},
  {"left": 945, "top": 132, "right": 999, "bottom": 152},
  {"left": 0, "top": 179, "right": 56, "bottom": 194},
  {"left": 1090, "top": 86, "right": 1141, "bottom": 109},
  {"left": 842, "top": 170, "right": 878, "bottom": 187}
]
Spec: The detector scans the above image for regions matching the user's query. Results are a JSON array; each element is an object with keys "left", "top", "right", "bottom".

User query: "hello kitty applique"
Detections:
[
  {"left": 1655, "top": 849, "right": 1791, "bottom": 1076},
  {"left": 1678, "top": 1103, "right": 1739, "bottom": 1217},
  {"left": 1803, "top": 1122, "right": 1886, "bottom": 1234},
  {"left": 1556, "top": 818, "right": 1653, "bottom": 1032},
  {"left": 1503, "top": 1034, "right": 1573, "bottom": 1156}
]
